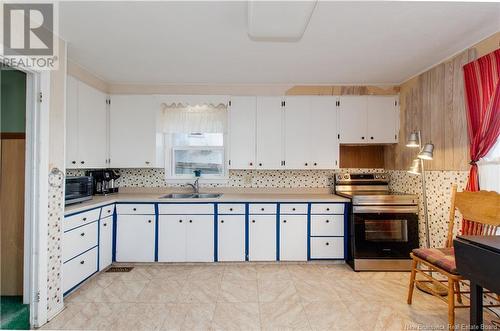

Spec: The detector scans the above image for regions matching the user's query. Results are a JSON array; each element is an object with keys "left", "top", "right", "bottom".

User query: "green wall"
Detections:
[{"left": 1, "top": 69, "right": 27, "bottom": 133}]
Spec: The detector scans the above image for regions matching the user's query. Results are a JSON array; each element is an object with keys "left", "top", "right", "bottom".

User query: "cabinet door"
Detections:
[
  {"left": 217, "top": 215, "right": 245, "bottom": 262},
  {"left": 366, "top": 96, "right": 398, "bottom": 143},
  {"left": 77, "top": 81, "right": 108, "bottom": 168},
  {"left": 186, "top": 215, "right": 214, "bottom": 262},
  {"left": 256, "top": 97, "right": 283, "bottom": 169},
  {"left": 284, "top": 96, "right": 311, "bottom": 169},
  {"left": 310, "top": 97, "right": 339, "bottom": 169},
  {"left": 248, "top": 215, "right": 276, "bottom": 261},
  {"left": 115, "top": 215, "right": 155, "bottom": 262},
  {"left": 338, "top": 96, "right": 367, "bottom": 144},
  {"left": 99, "top": 216, "right": 113, "bottom": 270},
  {"left": 229, "top": 96, "right": 256, "bottom": 169},
  {"left": 109, "top": 95, "right": 158, "bottom": 168},
  {"left": 66, "top": 75, "right": 79, "bottom": 168},
  {"left": 279, "top": 215, "right": 307, "bottom": 261},
  {"left": 158, "top": 215, "right": 187, "bottom": 262}
]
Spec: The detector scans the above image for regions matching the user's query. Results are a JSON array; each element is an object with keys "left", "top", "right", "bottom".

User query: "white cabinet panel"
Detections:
[
  {"left": 63, "top": 247, "right": 98, "bottom": 294},
  {"left": 310, "top": 203, "right": 345, "bottom": 214},
  {"left": 310, "top": 215, "right": 344, "bottom": 237},
  {"left": 229, "top": 96, "right": 256, "bottom": 169},
  {"left": 76, "top": 81, "right": 108, "bottom": 168},
  {"left": 186, "top": 215, "right": 214, "bottom": 262},
  {"left": 116, "top": 203, "right": 155, "bottom": 215},
  {"left": 218, "top": 215, "right": 245, "bottom": 262},
  {"left": 256, "top": 96, "right": 283, "bottom": 169},
  {"left": 64, "top": 208, "right": 101, "bottom": 232},
  {"left": 366, "top": 96, "right": 398, "bottom": 143},
  {"left": 218, "top": 204, "right": 245, "bottom": 215},
  {"left": 338, "top": 96, "right": 367, "bottom": 144},
  {"left": 109, "top": 95, "right": 160, "bottom": 168},
  {"left": 248, "top": 215, "right": 276, "bottom": 261},
  {"left": 249, "top": 204, "right": 277, "bottom": 214},
  {"left": 63, "top": 222, "right": 98, "bottom": 263},
  {"left": 310, "top": 97, "right": 339, "bottom": 169},
  {"left": 115, "top": 215, "right": 155, "bottom": 262},
  {"left": 284, "top": 96, "right": 311, "bottom": 169},
  {"left": 99, "top": 216, "right": 113, "bottom": 270},
  {"left": 158, "top": 215, "right": 187, "bottom": 262},
  {"left": 66, "top": 75, "right": 79, "bottom": 168},
  {"left": 310, "top": 237, "right": 344, "bottom": 259},
  {"left": 280, "top": 203, "right": 308, "bottom": 214},
  {"left": 279, "top": 215, "right": 307, "bottom": 261}
]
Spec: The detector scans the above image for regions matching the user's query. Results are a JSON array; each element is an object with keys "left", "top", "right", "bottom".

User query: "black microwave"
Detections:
[{"left": 65, "top": 176, "right": 93, "bottom": 205}]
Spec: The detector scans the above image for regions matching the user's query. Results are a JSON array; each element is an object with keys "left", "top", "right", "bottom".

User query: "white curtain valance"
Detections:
[
  {"left": 161, "top": 103, "right": 227, "bottom": 133},
  {"left": 157, "top": 95, "right": 229, "bottom": 108}
]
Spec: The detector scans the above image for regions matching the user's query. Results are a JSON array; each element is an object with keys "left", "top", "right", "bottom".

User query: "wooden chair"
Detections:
[{"left": 407, "top": 184, "right": 500, "bottom": 327}]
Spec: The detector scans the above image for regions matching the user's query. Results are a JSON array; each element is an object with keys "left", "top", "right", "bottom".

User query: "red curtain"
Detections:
[{"left": 462, "top": 49, "right": 500, "bottom": 234}]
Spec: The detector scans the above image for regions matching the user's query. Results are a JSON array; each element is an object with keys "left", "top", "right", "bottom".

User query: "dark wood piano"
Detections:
[{"left": 454, "top": 235, "right": 500, "bottom": 328}]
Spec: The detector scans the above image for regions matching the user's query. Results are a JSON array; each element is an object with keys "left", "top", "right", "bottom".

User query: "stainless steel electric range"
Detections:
[{"left": 335, "top": 173, "right": 419, "bottom": 271}]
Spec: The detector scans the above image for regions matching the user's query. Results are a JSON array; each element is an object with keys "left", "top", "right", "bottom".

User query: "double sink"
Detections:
[{"left": 160, "top": 193, "right": 222, "bottom": 199}]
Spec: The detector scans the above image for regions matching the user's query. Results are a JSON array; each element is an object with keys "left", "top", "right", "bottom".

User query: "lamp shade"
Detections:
[
  {"left": 406, "top": 132, "right": 420, "bottom": 148},
  {"left": 407, "top": 159, "right": 421, "bottom": 175},
  {"left": 418, "top": 143, "right": 434, "bottom": 160}
]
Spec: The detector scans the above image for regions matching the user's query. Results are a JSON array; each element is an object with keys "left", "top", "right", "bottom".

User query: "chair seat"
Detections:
[{"left": 412, "top": 247, "right": 459, "bottom": 275}]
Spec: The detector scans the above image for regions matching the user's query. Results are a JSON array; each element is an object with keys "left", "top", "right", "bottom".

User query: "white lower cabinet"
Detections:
[
  {"left": 310, "top": 237, "right": 344, "bottom": 259},
  {"left": 218, "top": 215, "right": 245, "bottom": 262},
  {"left": 280, "top": 215, "right": 307, "bottom": 261},
  {"left": 63, "top": 221, "right": 98, "bottom": 263},
  {"left": 116, "top": 215, "right": 155, "bottom": 262},
  {"left": 248, "top": 214, "right": 276, "bottom": 261},
  {"left": 63, "top": 247, "right": 98, "bottom": 293},
  {"left": 99, "top": 216, "right": 113, "bottom": 270},
  {"left": 158, "top": 214, "right": 214, "bottom": 262}
]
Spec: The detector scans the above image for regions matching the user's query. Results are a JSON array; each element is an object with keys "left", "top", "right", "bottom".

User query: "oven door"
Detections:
[{"left": 352, "top": 206, "right": 419, "bottom": 259}]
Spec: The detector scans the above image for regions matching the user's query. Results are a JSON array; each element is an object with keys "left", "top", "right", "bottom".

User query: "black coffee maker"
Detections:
[{"left": 85, "top": 170, "right": 120, "bottom": 195}]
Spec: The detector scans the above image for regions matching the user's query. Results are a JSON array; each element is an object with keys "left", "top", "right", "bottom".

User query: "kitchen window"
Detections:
[{"left": 161, "top": 100, "right": 228, "bottom": 183}]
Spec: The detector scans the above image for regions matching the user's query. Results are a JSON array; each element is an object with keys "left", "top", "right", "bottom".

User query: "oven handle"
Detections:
[{"left": 353, "top": 205, "right": 419, "bottom": 214}]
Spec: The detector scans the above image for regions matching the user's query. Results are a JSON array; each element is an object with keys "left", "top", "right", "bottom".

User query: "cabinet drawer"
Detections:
[
  {"left": 64, "top": 208, "right": 100, "bottom": 232},
  {"left": 63, "top": 221, "right": 98, "bottom": 263},
  {"left": 280, "top": 203, "right": 308, "bottom": 214},
  {"left": 310, "top": 203, "right": 344, "bottom": 214},
  {"left": 116, "top": 203, "right": 155, "bottom": 215},
  {"left": 63, "top": 246, "right": 98, "bottom": 294},
  {"left": 311, "top": 215, "right": 344, "bottom": 236},
  {"left": 159, "top": 204, "right": 214, "bottom": 215},
  {"left": 310, "top": 237, "right": 344, "bottom": 259},
  {"left": 100, "top": 205, "right": 115, "bottom": 218},
  {"left": 218, "top": 204, "right": 245, "bottom": 215},
  {"left": 249, "top": 204, "right": 277, "bottom": 214}
]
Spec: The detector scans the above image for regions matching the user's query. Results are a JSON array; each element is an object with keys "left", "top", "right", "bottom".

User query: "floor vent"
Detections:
[{"left": 105, "top": 266, "right": 134, "bottom": 273}]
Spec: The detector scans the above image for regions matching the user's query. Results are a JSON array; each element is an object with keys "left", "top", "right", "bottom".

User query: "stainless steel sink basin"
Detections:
[{"left": 160, "top": 193, "right": 222, "bottom": 199}]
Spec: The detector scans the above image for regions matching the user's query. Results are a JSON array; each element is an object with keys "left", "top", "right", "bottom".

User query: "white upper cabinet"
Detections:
[
  {"left": 109, "top": 95, "right": 161, "bottom": 168},
  {"left": 338, "top": 96, "right": 367, "bottom": 144},
  {"left": 256, "top": 96, "right": 284, "bottom": 170},
  {"left": 66, "top": 76, "right": 108, "bottom": 169},
  {"left": 284, "top": 96, "right": 339, "bottom": 169},
  {"left": 366, "top": 96, "right": 399, "bottom": 143},
  {"left": 338, "top": 95, "right": 399, "bottom": 144},
  {"left": 310, "top": 97, "right": 339, "bottom": 169},
  {"left": 284, "top": 96, "right": 311, "bottom": 169},
  {"left": 229, "top": 96, "right": 256, "bottom": 169}
]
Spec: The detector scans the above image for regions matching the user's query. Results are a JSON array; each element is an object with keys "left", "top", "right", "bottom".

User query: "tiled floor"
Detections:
[{"left": 43, "top": 263, "right": 499, "bottom": 330}]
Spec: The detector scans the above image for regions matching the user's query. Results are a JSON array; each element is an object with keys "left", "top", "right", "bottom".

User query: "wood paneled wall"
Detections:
[
  {"left": 340, "top": 145, "right": 385, "bottom": 168},
  {"left": 286, "top": 85, "right": 399, "bottom": 96},
  {"left": 384, "top": 49, "right": 476, "bottom": 171}
]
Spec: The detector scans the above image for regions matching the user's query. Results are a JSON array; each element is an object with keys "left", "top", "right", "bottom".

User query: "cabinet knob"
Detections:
[
  {"left": 107, "top": 210, "right": 111, "bottom": 213},
  {"left": 189, "top": 220, "right": 193, "bottom": 223},
  {"left": 80, "top": 232, "right": 85, "bottom": 236},
  {"left": 80, "top": 261, "right": 85, "bottom": 265},
  {"left": 82, "top": 217, "right": 87, "bottom": 221},
  {"left": 72, "top": 161, "right": 76, "bottom": 164},
  {"left": 261, "top": 208, "right": 265, "bottom": 211},
  {"left": 249, "top": 162, "right": 253, "bottom": 166},
  {"left": 148, "top": 220, "right": 152, "bottom": 223},
  {"left": 259, "top": 163, "right": 262, "bottom": 166},
  {"left": 325, "top": 242, "right": 330, "bottom": 246},
  {"left": 103, "top": 223, "right": 107, "bottom": 226},
  {"left": 283, "top": 220, "right": 287, "bottom": 223},
  {"left": 326, "top": 208, "right": 330, "bottom": 211},
  {"left": 292, "top": 208, "right": 296, "bottom": 211},
  {"left": 229, "top": 208, "right": 233, "bottom": 211},
  {"left": 179, "top": 220, "right": 183, "bottom": 223},
  {"left": 220, "top": 220, "right": 224, "bottom": 223},
  {"left": 370, "top": 137, "right": 374, "bottom": 140},
  {"left": 81, "top": 161, "right": 85, "bottom": 164},
  {"left": 145, "top": 161, "right": 150, "bottom": 164},
  {"left": 314, "top": 162, "right": 317, "bottom": 166},
  {"left": 305, "top": 163, "right": 308, "bottom": 166},
  {"left": 133, "top": 208, "right": 137, "bottom": 211},
  {"left": 252, "top": 220, "right": 255, "bottom": 223},
  {"left": 326, "top": 220, "right": 330, "bottom": 223},
  {"left": 361, "top": 137, "right": 365, "bottom": 140}
]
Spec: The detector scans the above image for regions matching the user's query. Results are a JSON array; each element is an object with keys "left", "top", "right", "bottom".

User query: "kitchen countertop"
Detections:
[{"left": 64, "top": 192, "right": 350, "bottom": 215}]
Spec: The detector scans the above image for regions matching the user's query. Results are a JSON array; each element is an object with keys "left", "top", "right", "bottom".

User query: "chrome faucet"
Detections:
[{"left": 186, "top": 178, "right": 200, "bottom": 194}]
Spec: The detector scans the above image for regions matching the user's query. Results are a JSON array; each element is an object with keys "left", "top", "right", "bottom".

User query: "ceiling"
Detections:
[{"left": 59, "top": 1, "right": 500, "bottom": 85}]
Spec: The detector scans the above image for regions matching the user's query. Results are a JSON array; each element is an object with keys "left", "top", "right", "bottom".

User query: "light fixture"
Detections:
[
  {"left": 406, "top": 132, "right": 420, "bottom": 148},
  {"left": 418, "top": 143, "right": 434, "bottom": 160},
  {"left": 407, "top": 159, "right": 421, "bottom": 175}
]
